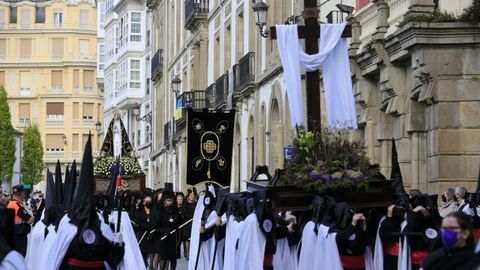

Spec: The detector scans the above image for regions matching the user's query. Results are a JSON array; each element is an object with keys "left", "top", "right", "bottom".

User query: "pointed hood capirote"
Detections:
[
  {"left": 43, "top": 169, "right": 58, "bottom": 226},
  {"left": 391, "top": 138, "right": 409, "bottom": 209},
  {"left": 55, "top": 159, "right": 64, "bottom": 207},
  {"left": 45, "top": 169, "right": 56, "bottom": 209},
  {"left": 69, "top": 133, "right": 98, "bottom": 234},
  {"left": 63, "top": 160, "right": 77, "bottom": 211}
]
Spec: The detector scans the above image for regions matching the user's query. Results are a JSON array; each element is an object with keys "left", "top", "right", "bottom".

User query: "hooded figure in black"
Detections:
[
  {"left": 404, "top": 194, "right": 441, "bottom": 270},
  {"left": 332, "top": 203, "right": 371, "bottom": 270},
  {"left": 133, "top": 192, "right": 155, "bottom": 267},
  {"left": 379, "top": 138, "right": 409, "bottom": 270},
  {"left": 56, "top": 135, "right": 125, "bottom": 270}
]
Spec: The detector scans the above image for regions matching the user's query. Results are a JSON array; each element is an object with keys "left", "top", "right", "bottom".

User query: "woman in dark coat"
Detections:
[
  {"left": 134, "top": 195, "right": 155, "bottom": 267},
  {"left": 181, "top": 189, "right": 197, "bottom": 259},
  {"left": 155, "top": 196, "right": 182, "bottom": 270}
]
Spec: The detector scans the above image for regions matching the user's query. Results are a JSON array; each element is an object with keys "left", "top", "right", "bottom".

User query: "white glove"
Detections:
[{"left": 113, "top": 232, "right": 124, "bottom": 245}]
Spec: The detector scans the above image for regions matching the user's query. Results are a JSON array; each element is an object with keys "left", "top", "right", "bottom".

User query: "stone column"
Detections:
[
  {"left": 257, "top": 124, "right": 266, "bottom": 165},
  {"left": 373, "top": 0, "right": 389, "bottom": 40},
  {"left": 276, "top": 124, "right": 285, "bottom": 169},
  {"left": 367, "top": 120, "right": 376, "bottom": 164}
]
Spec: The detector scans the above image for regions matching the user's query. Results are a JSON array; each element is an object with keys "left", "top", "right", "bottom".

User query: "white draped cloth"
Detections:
[
  {"left": 188, "top": 195, "right": 206, "bottom": 270},
  {"left": 276, "top": 23, "right": 358, "bottom": 129},
  {"left": 25, "top": 220, "right": 47, "bottom": 269},
  {"left": 223, "top": 216, "right": 245, "bottom": 270},
  {"left": 108, "top": 211, "right": 146, "bottom": 270},
  {"left": 0, "top": 251, "right": 27, "bottom": 270},
  {"left": 236, "top": 213, "right": 266, "bottom": 270},
  {"left": 196, "top": 210, "right": 219, "bottom": 270},
  {"left": 273, "top": 237, "right": 298, "bottom": 270},
  {"left": 298, "top": 221, "right": 317, "bottom": 270}
]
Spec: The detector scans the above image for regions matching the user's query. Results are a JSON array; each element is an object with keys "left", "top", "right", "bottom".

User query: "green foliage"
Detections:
[
  {"left": 0, "top": 86, "right": 16, "bottom": 184},
  {"left": 94, "top": 156, "right": 144, "bottom": 179},
  {"left": 21, "top": 124, "right": 44, "bottom": 185},
  {"left": 459, "top": 0, "right": 480, "bottom": 23},
  {"left": 397, "top": 11, "right": 457, "bottom": 28},
  {"left": 280, "top": 130, "right": 383, "bottom": 194}
]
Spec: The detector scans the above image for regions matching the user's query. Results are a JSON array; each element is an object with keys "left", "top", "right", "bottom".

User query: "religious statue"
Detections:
[{"left": 113, "top": 113, "right": 122, "bottom": 157}]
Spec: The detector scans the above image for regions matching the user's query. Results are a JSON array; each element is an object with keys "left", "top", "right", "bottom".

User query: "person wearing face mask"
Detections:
[
  {"left": 422, "top": 212, "right": 477, "bottom": 270},
  {"left": 155, "top": 196, "right": 182, "bottom": 270},
  {"left": 455, "top": 186, "right": 474, "bottom": 217},
  {"left": 134, "top": 194, "right": 155, "bottom": 267},
  {"left": 181, "top": 188, "right": 197, "bottom": 260},
  {"left": 440, "top": 188, "right": 458, "bottom": 218}
]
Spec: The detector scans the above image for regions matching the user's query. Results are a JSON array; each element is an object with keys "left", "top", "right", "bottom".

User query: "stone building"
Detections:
[
  {"left": 101, "top": 0, "right": 153, "bottom": 185},
  {"left": 148, "top": 0, "right": 353, "bottom": 191},
  {"left": 0, "top": 0, "right": 102, "bottom": 172},
  {"left": 348, "top": 0, "right": 480, "bottom": 194}
]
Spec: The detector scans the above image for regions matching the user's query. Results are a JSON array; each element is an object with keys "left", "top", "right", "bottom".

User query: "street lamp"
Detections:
[
  {"left": 171, "top": 75, "right": 181, "bottom": 96},
  {"left": 252, "top": 1, "right": 270, "bottom": 38},
  {"left": 95, "top": 118, "right": 102, "bottom": 150}
]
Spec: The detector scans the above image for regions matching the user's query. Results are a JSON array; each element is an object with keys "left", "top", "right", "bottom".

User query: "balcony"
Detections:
[
  {"left": 164, "top": 120, "right": 173, "bottom": 147},
  {"left": 235, "top": 52, "right": 255, "bottom": 98},
  {"left": 151, "top": 49, "right": 163, "bottom": 82},
  {"left": 46, "top": 115, "right": 64, "bottom": 128},
  {"left": 18, "top": 118, "right": 30, "bottom": 127},
  {"left": 205, "top": 83, "right": 215, "bottom": 108},
  {"left": 175, "top": 90, "right": 206, "bottom": 134},
  {"left": 44, "top": 151, "right": 65, "bottom": 162},
  {"left": 185, "top": 0, "right": 209, "bottom": 31},
  {"left": 215, "top": 74, "right": 228, "bottom": 109}
]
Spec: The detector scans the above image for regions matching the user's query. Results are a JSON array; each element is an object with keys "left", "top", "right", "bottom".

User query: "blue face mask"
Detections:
[{"left": 442, "top": 229, "right": 458, "bottom": 249}]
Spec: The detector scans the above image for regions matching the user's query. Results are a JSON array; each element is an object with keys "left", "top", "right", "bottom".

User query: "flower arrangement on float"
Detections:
[{"left": 279, "top": 130, "right": 383, "bottom": 194}]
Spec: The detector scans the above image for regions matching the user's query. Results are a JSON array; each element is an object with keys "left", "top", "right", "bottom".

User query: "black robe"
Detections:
[
  {"left": 134, "top": 207, "right": 155, "bottom": 254},
  {"left": 335, "top": 224, "right": 370, "bottom": 270},
  {"left": 181, "top": 201, "right": 196, "bottom": 240},
  {"left": 60, "top": 222, "right": 124, "bottom": 270},
  {"left": 422, "top": 247, "right": 477, "bottom": 270},
  {"left": 404, "top": 212, "right": 441, "bottom": 269},
  {"left": 379, "top": 217, "right": 403, "bottom": 270},
  {"left": 154, "top": 208, "right": 182, "bottom": 260}
]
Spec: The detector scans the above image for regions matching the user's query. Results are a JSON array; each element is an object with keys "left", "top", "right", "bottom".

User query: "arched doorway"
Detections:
[
  {"left": 269, "top": 98, "right": 282, "bottom": 170},
  {"left": 247, "top": 116, "right": 255, "bottom": 179}
]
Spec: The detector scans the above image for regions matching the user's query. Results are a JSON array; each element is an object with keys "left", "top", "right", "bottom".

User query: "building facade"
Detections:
[
  {"left": 0, "top": 0, "right": 102, "bottom": 174},
  {"left": 349, "top": 0, "right": 479, "bottom": 194},
  {"left": 101, "top": 0, "right": 153, "bottom": 185},
  {"left": 148, "top": 0, "right": 479, "bottom": 196},
  {"left": 148, "top": 0, "right": 354, "bottom": 192}
]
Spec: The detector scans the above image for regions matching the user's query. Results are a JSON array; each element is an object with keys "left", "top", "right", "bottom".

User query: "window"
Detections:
[
  {"left": 79, "top": 39, "right": 89, "bottom": 59},
  {"left": 137, "top": 130, "right": 140, "bottom": 146},
  {"left": 83, "top": 70, "right": 94, "bottom": 91},
  {"left": 0, "top": 10, "right": 5, "bottom": 28},
  {"left": 82, "top": 134, "right": 88, "bottom": 148},
  {"left": 118, "top": 14, "right": 128, "bottom": 48},
  {"left": 9, "top": 7, "right": 16, "bottom": 24},
  {"left": 146, "top": 30, "right": 150, "bottom": 47},
  {"left": 146, "top": 125, "right": 150, "bottom": 143},
  {"left": 73, "top": 69, "right": 79, "bottom": 90},
  {"left": 99, "top": 3, "right": 105, "bottom": 29},
  {"left": 21, "top": 9, "right": 30, "bottom": 28},
  {"left": 46, "top": 102, "right": 64, "bottom": 119},
  {"left": 146, "top": 78, "right": 150, "bottom": 95},
  {"left": 46, "top": 134, "right": 64, "bottom": 152},
  {"left": 73, "top": 102, "right": 79, "bottom": 119},
  {"left": 130, "top": 12, "right": 141, "bottom": 42},
  {"left": 53, "top": 10, "right": 62, "bottom": 28},
  {"left": 98, "top": 44, "right": 105, "bottom": 70},
  {"left": 130, "top": 59, "right": 140, "bottom": 88},
  {"left": 19, "top": 39, "right": 31, "bottom": 60},
  {"left": 19, "top": 71, "right": 30, "bottom": 95},
  {"left": 0, "top": 71, "right": 4, "bottom": 86},
  {"left": 52, "top": 38, "right": 64, "bottom": 59},
  {"left": 82, "top": 103, "right": 93, "bottom": 120},
  {"left": 19, "top": 103, "right": 30, "bottom": 126},
  {"left": 35, "top": 7, "right": 45, "bottom": 23},
  {"left": 73, "top": 134, "right": 79, "bottom": 151},
  {"left": 51, "top": 70, "right": 63, "bottom": 91},
  {"left": 0, "top": 39, "right": 5, "bottom": 59},
  {"left": 79, "top": 9, "right": 88, "bottom": 28}
]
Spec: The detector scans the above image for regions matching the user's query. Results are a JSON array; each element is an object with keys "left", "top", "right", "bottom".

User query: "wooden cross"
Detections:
[{"left": 268, "top": 0, "right": 352, "bottom": 132}]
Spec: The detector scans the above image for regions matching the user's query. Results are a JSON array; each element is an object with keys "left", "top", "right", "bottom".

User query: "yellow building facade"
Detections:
[{"left": 0, "top": 0, "right": 102, "bottom": 171}]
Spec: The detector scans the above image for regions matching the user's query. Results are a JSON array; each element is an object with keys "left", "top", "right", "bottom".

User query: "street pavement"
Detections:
[{"left": 177, "top": 258, "right": 188, "bottom": 270}]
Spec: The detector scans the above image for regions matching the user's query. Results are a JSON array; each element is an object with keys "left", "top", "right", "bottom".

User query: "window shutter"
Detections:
[
  {"left": 52, "top": 39, "right": 64, "bottom": 58},
  {"left": 73, "top": 134, "right": 79, "bottom": 151},
  {"left": 51, "top": 71, "right": 63, "bottom": 87},
  {"left": 0, "top": 71, "right": 4, "bottom": 86},
  {"left": 0, "top": 39, "right": 6, "bottom": 58},
  {"left": 79, "top": 10, "right": 88, "bottom": 27},
  {"left": 19, "top": 103, "right": 30, "bottom": 119},
  {"left": 46, "top": 134, "right": 64, "bottom": 149},
  {"left": 83, "top": 103, "right": 93, "bottom": 118},
  {"left": 73, "top": 102, "right": 79, "bottom": 119},
  {"left": 21, "top": 9, "right": 29, "bottom": 27},
  {"left": 46, "top": 102, "right": 64, "bottom": 115},
  {"left": 19, "top": 39, "right": 31, "bottom": 59},
  {"left": 19, "top": 71, "right": 29, "bottom": 87},
  {"left": 83, "top": 70, "right": 94, "bottom": 88},
  {"left": 73, "top": 69, "right": 79, "bottom": 88}
]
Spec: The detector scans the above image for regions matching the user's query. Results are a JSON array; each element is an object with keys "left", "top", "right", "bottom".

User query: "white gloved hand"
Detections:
[{"left": 113, "top": 232, "right": 124, "bottom": 246}]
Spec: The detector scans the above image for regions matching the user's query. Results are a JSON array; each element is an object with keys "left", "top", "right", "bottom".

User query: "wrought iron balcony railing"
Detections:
[
  {"left": 185, "top": 0, "right": 209, "bottom": 31},
  {"left": 164, "top": 120, "right": 173, "bottom": 147},
  {"left": 236, "top": 52, "right": 255, "bottom": 95},
  {"left": 205, "top": 83, "right": 215, "bottom": 109},
  {"left": 151, "top": 49, "right": 163, "bottom": 82},
  {"left": 215, "top": 74, "right": 228, "bottom": 109}
]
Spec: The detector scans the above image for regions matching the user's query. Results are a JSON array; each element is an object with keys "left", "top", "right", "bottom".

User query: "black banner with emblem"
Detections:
[{"left": 186, "top": 108, "right": 235, "bottom": 187}]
